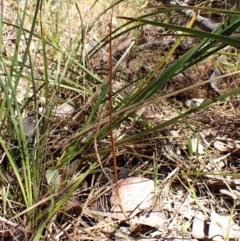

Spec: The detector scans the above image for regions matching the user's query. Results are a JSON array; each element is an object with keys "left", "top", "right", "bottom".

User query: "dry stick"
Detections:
[
  {"left": 108, "top": 4, "right": 128, "bottom": 218},
  {"left": 0, "top": 216, "right": 30, "bottom": 233},
  {"left": 94, "top": 113, "right": 112, "bottom": 185}
]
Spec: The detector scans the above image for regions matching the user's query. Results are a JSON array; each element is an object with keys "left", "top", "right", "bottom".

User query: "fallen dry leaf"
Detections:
[
  {"left": 110, "top": 177, "right": 155, "bottom": 218},
  {"left": 219, "top": 188, "right": 240, "bottom": 200},
  {"left": 130, "top": 206, "right": 166, "bottom": 229},
  {"left": 54, "top": 102, "right": 75, "bottom": 118},
  {"left": 209, "top": 211, "right": 240, "bottom": 241},
  {"left": 210, "top": 66, "right": 224, "bottom": 94},
  {"left": 192, "top": 212, "right": 207, "bottom": 239},
  {"left": 214, "top": 140, "right": 229, "bottom": 152},
  {"left": 185, "top": 98, "right": 204, "bottom": 108}
]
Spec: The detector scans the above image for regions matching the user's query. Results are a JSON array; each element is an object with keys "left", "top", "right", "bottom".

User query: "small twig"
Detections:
[
  {"left": 94, "top": 113, "right": 112, "bottom": 185},
  {"left": 0, "top": 216, "right": 30, "bottom": 233},
  {"left": 112, "top": 39, "right": 135, "bottom": 75},
  {"left": 146, "top": 2, "right": 219, "bottom": 32}
]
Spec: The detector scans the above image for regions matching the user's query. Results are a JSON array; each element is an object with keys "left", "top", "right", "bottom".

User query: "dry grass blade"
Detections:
[{"left": 94, "top": 112, "right": 112, "bottom": 185}]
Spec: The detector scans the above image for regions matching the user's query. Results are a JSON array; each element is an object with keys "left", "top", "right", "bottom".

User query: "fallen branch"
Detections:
[{"left": 150, "top": 0, "right": 219, "bottom": 32}]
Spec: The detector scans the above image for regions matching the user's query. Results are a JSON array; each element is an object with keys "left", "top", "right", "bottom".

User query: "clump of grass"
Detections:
[{"left": 1, "top": 0, "right": 240, "bottom": 239}]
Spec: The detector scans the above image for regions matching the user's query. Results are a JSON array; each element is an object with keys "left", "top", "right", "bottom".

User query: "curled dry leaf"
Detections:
[
  {"left": 219, "top": 188, "right": 240, "bottom": 200},
  {"left": 185, "top": 98, "right": 204, "bottom": 108},
  {"left": 110, "top": 177, "right": 155, "bottom": 218},
  {"left": 210, "top": 66, "right": 223, "bottom": 94},
  {"left": 23, "top": 115, "right": 36, "bottom": 138},
  {"left": 23, "top": 115, "right": 43, "bottom": 143}
]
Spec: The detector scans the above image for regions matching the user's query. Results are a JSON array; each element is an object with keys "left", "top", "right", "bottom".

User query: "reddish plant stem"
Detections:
[{"left": 108, "top": 5, "right": 127, "bottom": 218}]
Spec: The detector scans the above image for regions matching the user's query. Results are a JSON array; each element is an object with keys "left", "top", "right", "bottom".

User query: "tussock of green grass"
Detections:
[{"left": 0, "top": 0, "right": 240, "bottom": 240}]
